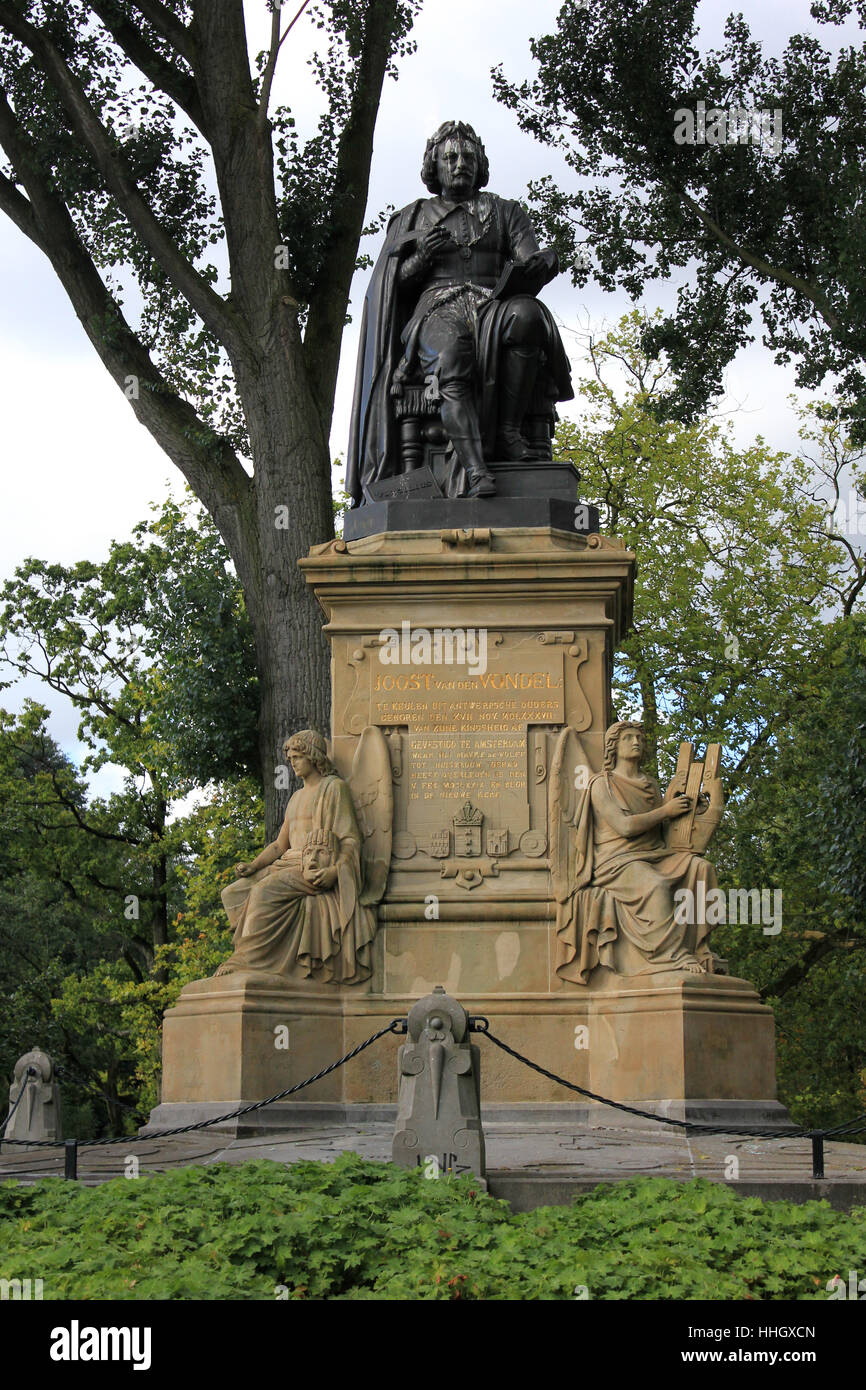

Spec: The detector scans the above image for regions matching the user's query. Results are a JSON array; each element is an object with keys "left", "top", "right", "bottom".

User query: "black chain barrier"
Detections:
[
  {"left": 0, "top": 1020, "right": 406, "bottom": 1169},
  {"left": 1, "top": 1015, "right": 864, "bottom": 1184},
  {"left": 468, "top": 1018, "right": 866, "bottom": 1177}
]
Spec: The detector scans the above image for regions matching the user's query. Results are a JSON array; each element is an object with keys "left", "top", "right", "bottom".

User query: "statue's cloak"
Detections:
[
  {"left": 346, "top": 201, "right": 423, "bottom": 507},
  {"left": 346, "top": 198, "right": 574, "bottom": 507}
]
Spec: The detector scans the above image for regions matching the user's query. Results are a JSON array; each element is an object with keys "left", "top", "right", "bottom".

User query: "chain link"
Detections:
[
  {"left": 474, "top": 1023, "right": 866, "bottom": 1141},
  {"left": 0, "top": 1021, "right": 404, "bottom": 1150}
]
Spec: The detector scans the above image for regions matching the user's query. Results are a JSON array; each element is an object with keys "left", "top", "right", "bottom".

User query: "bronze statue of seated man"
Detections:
[{"left": 346, "top": 120, "right": 574, "bottom": 503}]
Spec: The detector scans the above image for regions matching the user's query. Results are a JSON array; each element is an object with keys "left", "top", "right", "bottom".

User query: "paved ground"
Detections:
[{"left": 2, "top": 1120, "right": 865, "bottom": 1209}]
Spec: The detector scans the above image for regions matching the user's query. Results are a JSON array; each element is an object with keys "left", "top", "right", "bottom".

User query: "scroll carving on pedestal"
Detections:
[{"left": 549, "top": 721, "right": 725, "bottom": 985}]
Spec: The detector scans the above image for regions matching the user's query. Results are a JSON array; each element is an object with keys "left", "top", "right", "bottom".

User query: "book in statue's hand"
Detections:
[{"left": 491, "top": 248, "right": 559, "bottom": 300}]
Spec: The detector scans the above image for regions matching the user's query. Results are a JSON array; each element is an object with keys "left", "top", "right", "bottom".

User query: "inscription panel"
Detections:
[
  {"left": 407, "top": 732, "right": 529, "bottom": 844},
  {"left": 368, "top": 646, "right": 564, "bottom": 862},
  {"left": 409, "top": 733, "right": 525, "bottom": 802},
  {"left": 371, "top": 649, "right": 564, "bottom": 732}
]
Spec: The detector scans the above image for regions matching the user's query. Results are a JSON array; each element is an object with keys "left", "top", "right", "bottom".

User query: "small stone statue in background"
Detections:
[
  {"left": 4, "top": 1048, "right": 62, "bottom": 1143},
  {"left": 392, "top": 986, "right": 486, "bottom": 1180}
]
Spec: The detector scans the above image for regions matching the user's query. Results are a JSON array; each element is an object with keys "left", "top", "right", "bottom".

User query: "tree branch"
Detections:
[
  {"left": 761, "top": 929, "right": 852, "bottom": 1001},
  {"left": 257, "top": 0, "right": 312, "bottom": 125},
  {"left": 667, "top": 176, "right": 843, "bottom": 334},
  {"left": 303, "top": 0, "right": 402, "bottom": 437},
  {"left": 0, "top": 171, "right": 46, "bottom": 251},
  {"left": 86, "top": 0, "right": 205, "bottom": 133},
  {"left": 128, "top": 0, "right": 192, "bottom": 60},
  {"left": 43, "top": 768, "right": 144, "bottom": 845},
  {"left": 187, "top": 2, "right": 292, "bottom": 355},
  {"left": 0, "top": 91, "right": 253, "bottom": 563},
  {"left": 0, "top": 2, "right": 245, "bottom": 355}
]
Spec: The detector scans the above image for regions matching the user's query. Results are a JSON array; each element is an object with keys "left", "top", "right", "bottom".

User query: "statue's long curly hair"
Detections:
[
  {"left": 421, "top": 120, "right": 490, "bottom": 194},
  {"left": 283, "top": 728, "right": 336, "bottom": 777},
  {"left": 601, "top": 721, "right": 646, "bottom": 772}
]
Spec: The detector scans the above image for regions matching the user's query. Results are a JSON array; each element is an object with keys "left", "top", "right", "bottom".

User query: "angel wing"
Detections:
[
  {"left": 348, "top": 725, "right": 394, "bottom": 906},
  {"left": 548, "top": 726, "right": 596, "bottom": 902}
]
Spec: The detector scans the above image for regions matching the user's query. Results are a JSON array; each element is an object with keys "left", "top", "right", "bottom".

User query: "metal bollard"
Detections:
[
  {"left": 64, "top": 1138, "right": 78, "bottom": 1181},
  {"left": 811, "top": 1135, "right": 825, "bottom": 1180}
]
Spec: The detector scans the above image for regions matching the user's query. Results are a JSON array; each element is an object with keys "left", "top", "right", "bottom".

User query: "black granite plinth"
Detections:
[{"left": 344, "top": 460, "right": 598, "bottom": 541}]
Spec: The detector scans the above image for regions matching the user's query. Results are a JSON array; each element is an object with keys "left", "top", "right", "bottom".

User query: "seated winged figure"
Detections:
[
  {"left": 549, "top": 721, "right": 724, "bottom": 985},
  {"left": 217, "top": 727, "right": 392, "bottom": 986}
]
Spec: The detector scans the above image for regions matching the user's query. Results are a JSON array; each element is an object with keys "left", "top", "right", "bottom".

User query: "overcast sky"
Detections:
[{"left": 0, "top": 0, "right": 853, "bottom": 791}]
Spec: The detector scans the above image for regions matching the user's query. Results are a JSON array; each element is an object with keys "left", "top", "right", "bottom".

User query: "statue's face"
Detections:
[
  {"left": 618, "top": 727, "right": 645, "bottom": 761},
  {"left": 436, "top": 136, "right": 479, "bottom": 200},
  {"left": 303, "top": 844, "right": 331, "bottom": 872},
  {"left": 287, "top": 747, "right": 314, "bottom": 778}
]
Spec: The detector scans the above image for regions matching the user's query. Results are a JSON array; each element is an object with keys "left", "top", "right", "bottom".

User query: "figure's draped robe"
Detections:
[
  {"left": 220, "top": 776, "right": 375, "bottom": 985},
  {"left": 555, "top": 772, "right": 717, "bottom": 984}
]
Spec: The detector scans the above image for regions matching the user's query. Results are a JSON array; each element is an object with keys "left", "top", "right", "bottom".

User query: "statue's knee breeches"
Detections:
[
  {"left": 501, "top": 295, "right": 547, "bottom": 348},
  {"left": 415, "top": 306, "right": 476, "bottom": 386},
  {"left": 416, "top": 334, "right": 475, "bottom": 386}
]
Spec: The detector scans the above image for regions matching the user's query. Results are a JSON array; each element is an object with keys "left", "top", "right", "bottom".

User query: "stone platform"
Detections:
[
  {"left": 2, "top": 1120, "right": 864, "bottom": 1212},
  {"left": 154, "top": 970, "right": 789, "bottom": 1134}
]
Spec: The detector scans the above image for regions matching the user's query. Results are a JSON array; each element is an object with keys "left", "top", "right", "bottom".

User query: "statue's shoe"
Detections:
[
  {"left": 466, "top": 469, "right": 496, "bottom": 497},
  {"left": 495, "top": 428, "right": 542, "bottom": 461}
]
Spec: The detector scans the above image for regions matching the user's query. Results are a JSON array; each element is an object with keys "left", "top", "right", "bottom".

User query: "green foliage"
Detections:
[
  {"left": 0, "top": 704, "right": 129, "bottom": 1132},
  {"left": 107, "top": 777, "right": 262, "bottom": 1112},
  {"left": 0, "top": 1158, "right": 862, "bottom": 1301},
  {"left": 0, "top": 707, "right": 261, "bottom": 1129},
  {"left": 556, "top": 314, "right": 844, "bottom": 785},
  {"left": 494, "top": 0, "right": 866, "bottom": 441},
  {"left": 0, "top": 497, "right": 262, "bottom": 1132},
  {"left": 715, "top": 617, "right": 866, "bottom": 1129},
  {"left": 0, "top": 492, "right": 259, "bottom": 793}
]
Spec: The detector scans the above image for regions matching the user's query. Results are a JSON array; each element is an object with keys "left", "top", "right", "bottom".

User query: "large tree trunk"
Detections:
[
  {"left": 0, "top": 0, "right": 414, "bottom": 839},
  {"left": 230, "top": 335, "right": 335, "bottom": 838}
]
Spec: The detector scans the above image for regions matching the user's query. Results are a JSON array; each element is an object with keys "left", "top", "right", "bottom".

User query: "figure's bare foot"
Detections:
[
  {"left": 215, "top": 962, "right": 235, "bottom": 977},
  {"left": 681, "top": 959, "right": 704, "bottom": 975}
]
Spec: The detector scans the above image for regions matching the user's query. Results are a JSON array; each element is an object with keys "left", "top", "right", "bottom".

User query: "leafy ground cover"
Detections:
[{"left": 1, "top": 1155, "right": 863, "bottom": 1300}]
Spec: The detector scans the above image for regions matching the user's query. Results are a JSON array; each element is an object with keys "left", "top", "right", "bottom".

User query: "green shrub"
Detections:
[{"left": 1, "top": 1156, "right": 863, "bottom": 1300}]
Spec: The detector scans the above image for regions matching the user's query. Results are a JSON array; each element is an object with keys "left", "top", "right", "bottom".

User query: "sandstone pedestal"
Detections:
[
  {"left": 150, "top": 965, "right": 788, "bottom": 1135},
  {"left": 153, "top": 513, "right": 788, "bottom": 1135}
]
